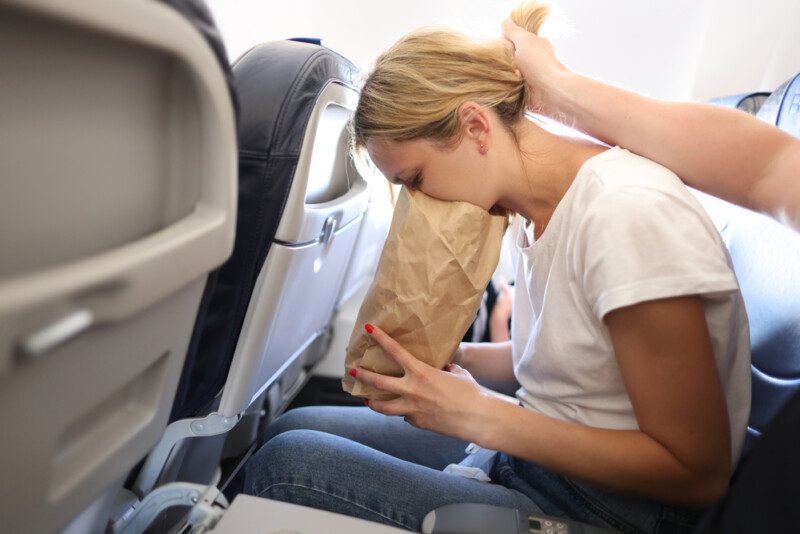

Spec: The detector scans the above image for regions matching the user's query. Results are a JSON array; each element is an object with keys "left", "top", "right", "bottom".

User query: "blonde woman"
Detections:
[{"left": 244, "top": 3, "right": 750, "bottom": 532}]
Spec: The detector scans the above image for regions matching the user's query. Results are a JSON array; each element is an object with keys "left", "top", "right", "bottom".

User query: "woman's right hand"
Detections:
[{"left": 501, "top": 18, "right": 569, "bottom": 115}]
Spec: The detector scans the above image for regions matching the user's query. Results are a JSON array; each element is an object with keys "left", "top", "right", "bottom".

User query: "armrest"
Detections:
[{"left": 422, "top": 503, "right": 616, "bottom": 534}]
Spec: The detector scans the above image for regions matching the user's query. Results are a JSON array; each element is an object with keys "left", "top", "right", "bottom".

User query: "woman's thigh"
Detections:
[
  {"left": 245, "top": 428, "right": 542, "bottom": 532},
  {"left": 264, "top": 406, "right": 469, "bottom": 470}
]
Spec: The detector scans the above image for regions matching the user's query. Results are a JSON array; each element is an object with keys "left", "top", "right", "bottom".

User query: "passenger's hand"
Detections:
[
  {"left": 352, "top": 324, "right": 492, "bottom": 442},
  {"left": 501, "top": 18, "right": 568, "bottom": 115}
]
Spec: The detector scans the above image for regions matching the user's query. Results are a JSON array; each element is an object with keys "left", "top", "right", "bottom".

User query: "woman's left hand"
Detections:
[{"left": 352, "top": 324, "right": 492, "bottom": 442}]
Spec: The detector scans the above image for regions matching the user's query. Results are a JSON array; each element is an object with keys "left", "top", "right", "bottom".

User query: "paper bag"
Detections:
[{"left": 342, "top": 187, "right": 508, "bottom": 400}]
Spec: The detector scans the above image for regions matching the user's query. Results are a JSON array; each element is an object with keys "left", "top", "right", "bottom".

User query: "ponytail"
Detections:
[{"left": 352, "top": 1, "right": 550, "bottom": 149}]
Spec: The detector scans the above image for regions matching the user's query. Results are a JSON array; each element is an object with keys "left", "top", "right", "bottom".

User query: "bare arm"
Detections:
[
  {"left": 471, "top": 296, "right": 731, "bottom": 506},
  {"left": 552, "top": 77, "right": 800, "bottom": 230},
  {"left": 455, "top": 340, "right": 515, "bottom": 383},
  {"left": 502, "top": 20, "right": 800, "bottom": 232}
]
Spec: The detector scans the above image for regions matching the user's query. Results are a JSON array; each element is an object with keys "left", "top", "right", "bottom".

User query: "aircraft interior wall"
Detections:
[{"left": 208, "top": 0, "right": 799, "bottom": 102}]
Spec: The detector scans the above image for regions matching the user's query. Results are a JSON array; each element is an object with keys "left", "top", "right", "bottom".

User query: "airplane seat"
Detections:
[
  {"left": 0, "top": 0, "right": 237, "bottom": 532},
  {"left": 168, "top": 39, "right": 364, "bottom": 424},
  {"left": 701, "top": 72, "right": 800, "bottom": 453},
  {"left": 732, "top": 72, "right": 800, "bottom": 450},
  {"left": 708, "top": 91, "right": 771, "bottom": 115},
  {"left": 130, "top": 38, "right": 377, "bottom": 507},
  {"left": 755, "top": 72, "right": 800, "bottom": 135}
]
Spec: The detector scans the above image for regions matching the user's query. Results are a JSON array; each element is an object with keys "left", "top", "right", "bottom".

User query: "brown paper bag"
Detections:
[{"left": 342, "top": 187, "right": 508, "bottom": 400}]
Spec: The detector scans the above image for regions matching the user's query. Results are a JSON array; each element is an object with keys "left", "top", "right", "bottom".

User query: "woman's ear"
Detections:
[{"left": 458, "top": 102, "right": 492, "bottom": 152}]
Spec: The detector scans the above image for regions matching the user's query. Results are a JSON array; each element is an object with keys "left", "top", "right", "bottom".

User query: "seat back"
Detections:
[
  {"left": 704, "top": 74, "right": 800, "bottom": 452},
  {"left": 0, "top": 0, "right": 237, "bottom": 531},
  {"left": 218, "top": 40, "right": 369, "bottom": 418},
  {"left": 167, "top": 39, "right": 372, "bottom": 424}
]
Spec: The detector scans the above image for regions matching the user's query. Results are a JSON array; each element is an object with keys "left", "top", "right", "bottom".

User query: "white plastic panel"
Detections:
[
  {"left": 313, "top": 280, "right": 371, "bottom": 378},
  {"left": 0, "top": 0, "right": 237, "bottom": 531},
  {"left": 220, "top": 217, "right": 361, "bottom": 416},
  {"left": 336, "top": 163, "right": 394, "bottom": 308}
]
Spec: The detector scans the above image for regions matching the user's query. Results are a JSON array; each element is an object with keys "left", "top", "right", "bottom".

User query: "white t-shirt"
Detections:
[{"left": 511, "top": 146, "right": 751, "bottom": 464}]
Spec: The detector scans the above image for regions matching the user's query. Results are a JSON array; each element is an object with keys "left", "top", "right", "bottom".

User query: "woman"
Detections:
[{"left": 244, "top": 3, "right": 750, "bottom": 532}]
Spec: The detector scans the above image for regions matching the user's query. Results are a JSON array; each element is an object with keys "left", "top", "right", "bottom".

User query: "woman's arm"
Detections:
[
  {"left": 502, "top": 20, "right": 800, "bottom": 232},
  {"left": 473, "top": 295, "right": 731, "bottom": 506},
  {"left": 455, "top": 340, "right": 515, "bottom": 382},
  {"left": 355, "top": 294, "right": 731, "bottom": 507}
]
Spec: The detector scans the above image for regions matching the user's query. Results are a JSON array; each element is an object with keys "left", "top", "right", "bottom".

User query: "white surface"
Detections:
[
  {"left": 313, "top": 280, "right": 370, "bottom": 377},
  {"left": 207, "top": 0, "right": 800, "bottom": 102},
  {"left": 213, "top": 495, "right": 407, "bottom": 533},
  {"left": 219, "top": 211, "right": 362, "bottom": 416}
]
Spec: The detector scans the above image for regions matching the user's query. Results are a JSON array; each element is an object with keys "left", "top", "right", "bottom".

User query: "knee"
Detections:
[
  {"left": 262, "top": 406, "right": 318, "bottom": 442},
  {"left": 245, "top": 428, "right": 359, "bottom": 502},
  {"left": 245, "top": 429, "right": 315, "bottom": 497}
]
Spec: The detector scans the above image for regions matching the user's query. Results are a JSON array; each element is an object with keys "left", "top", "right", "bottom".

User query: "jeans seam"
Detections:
[{"left": 257, "top": 481, "right": 411, "bottom": 530}]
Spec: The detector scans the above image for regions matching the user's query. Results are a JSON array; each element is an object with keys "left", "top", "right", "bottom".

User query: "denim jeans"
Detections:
[{"left": 244, "top": 406, "right": 703, "bottom": 533}]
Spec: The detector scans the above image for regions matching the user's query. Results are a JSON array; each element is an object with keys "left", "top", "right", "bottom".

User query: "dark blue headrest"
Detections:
[
  {"left": 289, "top": 37, "right": 323, "bottom": 46},
  {"left": 709, "top": 92, "right": 771, "bottom": 115},
  {"left": 757, "top": 73, "right": 800, "bottom": 136},
  {"left": 719, "top": 73, "right": 800, "bottom": 450}
]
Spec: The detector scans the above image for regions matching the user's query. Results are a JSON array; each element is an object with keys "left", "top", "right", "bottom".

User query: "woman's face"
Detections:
[{"left": 366, "top": 136, "right": 500, "bottom": 211}]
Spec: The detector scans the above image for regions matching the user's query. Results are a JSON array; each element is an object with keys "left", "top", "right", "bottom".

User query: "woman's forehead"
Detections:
[{"left": 366, "top": 138, "right": 432, "bottom": 161}]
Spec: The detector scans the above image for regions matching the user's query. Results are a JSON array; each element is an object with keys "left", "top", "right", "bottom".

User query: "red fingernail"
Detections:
[
  {"left": 349, "top": 368, "right": 357, "bottom": 377},
  {"left": 364, "top": 399, "right": 369, "bottom": 406},
  {"left": 365, "top": 323, "right": 374, "bottom": 334}
]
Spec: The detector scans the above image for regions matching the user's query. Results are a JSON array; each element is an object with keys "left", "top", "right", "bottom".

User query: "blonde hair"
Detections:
[{"left": 352, "top": 1, "right": 549, "bottom": 151}]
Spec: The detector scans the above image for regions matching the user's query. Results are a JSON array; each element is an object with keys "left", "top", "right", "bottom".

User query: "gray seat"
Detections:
[
  {"left": 700, "top": 72, "right": 800, "bottom": 450},
  {"left": 0, "top": 0, "right": 237, "bottom": 532}
]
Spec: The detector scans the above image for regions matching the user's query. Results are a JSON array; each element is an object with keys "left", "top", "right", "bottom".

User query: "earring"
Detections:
[{"left": 480, "top": 143, "right": 485, "bottom": 150}]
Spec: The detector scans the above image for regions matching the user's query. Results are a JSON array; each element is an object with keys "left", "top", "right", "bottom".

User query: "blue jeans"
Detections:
[{"left": 244, "top": 407, "right": 702, "bottom": 532}]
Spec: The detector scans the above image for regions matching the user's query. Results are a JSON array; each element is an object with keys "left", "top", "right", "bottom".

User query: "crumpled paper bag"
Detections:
[{"left": 342, "top": 187, "right": 508, "bottom": 400}]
